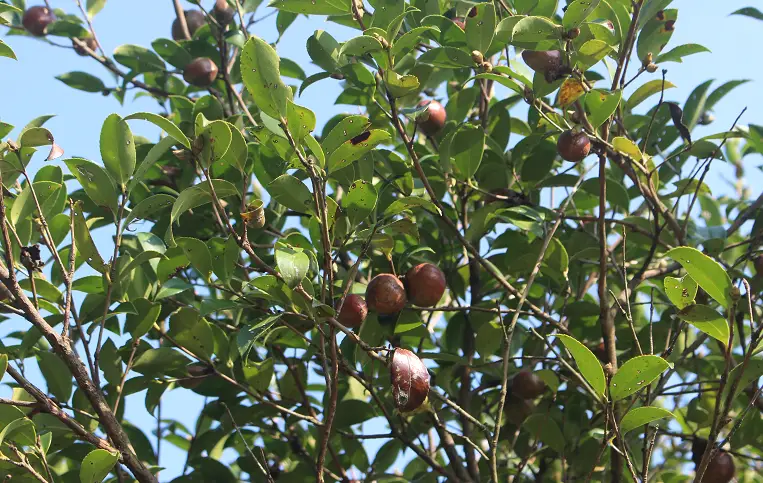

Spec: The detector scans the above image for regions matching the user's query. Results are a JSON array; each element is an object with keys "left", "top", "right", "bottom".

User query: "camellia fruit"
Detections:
[
  {"left": 521, "top": 50, "right": 562, "bottom": 74},
  {"left": 416, "top": 100, "right": 447, "bottom": 136},
  {"left": 73, "top": 37, "right": 98, "bottom": 56},
  {"left": 557, "top": 130, "right": 591, "bottom": 162},
  {"left": 511, "top": 370, "right": 546, "bottom": 399},
  {"left": 366, "top": 273, "right": 407, "bottom": 316},
  {"left": 22, "top": 6, "right": 56, "bottom": 37},
  {"left": 172, "top": 9, "right": 205, "bottom": 40},
  {"left": 338, "top": 294, "right": 368, "bottom": 329},
  {"left": 183, "top": 58, "right": 219, "bottom": 87},
  {"left": 389, "top": 348, "right": 430, "bottom": 412},
  {"left": 405, "top": 263, "right": 446, "bottom": 307},
  {"left": 213, "top": 0, "right": 236, "bottom": 25}
]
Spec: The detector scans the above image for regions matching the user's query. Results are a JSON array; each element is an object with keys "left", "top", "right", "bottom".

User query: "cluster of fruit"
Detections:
[{"left": 20, "top": 1, "right": 235, "bottom": 87}]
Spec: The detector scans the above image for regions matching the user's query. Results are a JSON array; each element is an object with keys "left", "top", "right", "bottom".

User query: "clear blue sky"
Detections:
[{"left": 1, "top": 0, "right": 762, "bottom": 480}]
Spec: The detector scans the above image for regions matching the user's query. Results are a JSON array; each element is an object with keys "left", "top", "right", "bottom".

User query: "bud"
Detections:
[
  {"left": 471, "top": 50, "right": 484, "bottom": 65},
  {"left": 480, "top": 61, "right": 493, "bottom": 73},
  {"left": 389, "top": 348, "right": 430, "bottom": 412},
  {"left": 644, "top": 52, "right": 653, "bottom": 65},
  {"left": 646, "top": 63, "right": 658, "bottom": 73}
]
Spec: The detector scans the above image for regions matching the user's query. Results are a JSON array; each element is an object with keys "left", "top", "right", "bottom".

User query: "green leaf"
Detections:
[
  {"left": 384, "top": 71, "right": 419, "bottom": 98},
  {"left": 242, "top": 358, "right": 274, "bottom": 392},
  {"left": 340, "top": 35, "right": 383, "bottom": 56},
  {"left": 37, "top": 351, "right": 73, "bottom": 402},
  {"left": 156, "top": 278, "right": 193, "bottom": 300},
  {"left": 610, "top": 355, "right": 670, "bottom": 401},
  {"left": 612, "top": 136, "right": 643, "bottom": 161},
  {"left": 0, "top": 355, "right": 7, "bottom": 381},
  {"left": 731, "top": 6, "right": 763, "bottom": 21},
  {"left": 585, "top": 89, "right": 621, "bottom": 129},
  {"left": 636, "top": 8, "right": 677, "bottom": 63},
  {"left": 556, "top": 334, "right": 606, "bottom": 399},
  {"left": 55, "top": 71, "right": 105, "bottom": 93},
  {"left": 241, "top": 36, "right": 293, "bottom": 120},
  {"left": 268, "top": 174, "right": 313, "bottom": 213},
  {"left": 269, "top": 0, "right": 350, "bottom": 15},
  {"left": 0, "top": 40, "right": 16, "bottom": 61},
  {"left": 133, "top": 348, "right": 190, "bottom": 376},
  {"left": 0, "top": 418, "right": 36, "bottom": 448},
  {"left": 128, "top": 137, "right": 177, "bottom": 193},
  {"left": 125, "top": 298, "right": 162, "bottom": 340},
  {"left": 523, "top": 414, "right": 565, "bottom": 453},
  {"left": 113, "top": 44, "right": 165, "bottom": 73},
  {"left": 665, "top": 247, "right": 732, "bottom": 309},
  {"left": 124, "top": 112, "right": 191, "bottom": 148},
  {"left": 47, "top": 20, "right": 90, "bottom": 38},
  {"left": 447, "top": 124, "right": 485, "bottom": 180},
  {"left": 124, "top": 194, "right": 175, "bottom": 228},
  {"left": 72, "top": 201, "right": 108, "bottom": 274},
  {"left": 177, "top": 237, "right": 213, "bottom": 282},
  {"left": 286, "top": 101, "right": 316, "bottom": 143},
  {"left": 466, "top": 2, "right": 496, "bottom": 54},
  {"left": 417, "top": 47, "right": 474, "bottom": 68},
  {"left": 575, "top": 39, "right": 614, "bottom": 70},
  {"left": 327, "top": 130, "right": 391, "bottom": 173},
  {"left": 655, "top": 43, "right": 710, "bottom": 64},
  {"left": 151, "top": 38, "right": 192, "bottom": 69},
  {"left": 391, "top": 26, "right": 439, "bottom": 58},
  {"left": 512, "top": 16, "right": 560, "bottom": 43},
  {"left": 627, "top": 79, "right": 676, "bottom": 109},
  {"left": 64, "top": 158, "right": 118, "bottom": 214},
  {"left": 663, "top": 275, "right": 697, "bottom": 309},
  {"left": 384, "top": 197, "right": 441, "bottom": 217},
  {"left": 275, "top": 242, "right": 309, "bottom": 288},
  {"left": 676, "top": 304, "right": 729, "bottom": 344},
  {"left": 100, "top": 114, "right": 136, "bottom": 187},
  {"left": 620, "top": 406, "right": 674, "bottom": 434},
  {"left": 723, "top": 360, "right": 763, "bottom": 402},
  {"left": 322, "top": 115, "right": 372, "bottom": 154},
  {"left": 563, "top": 0, "right": 601, "bottom": 29},
  {"left": 10, "top": 181, "right": 61, "bottom": 227},
  {"left": 344, "top": 179, "right": 377, "bottom": 225},
  {"left": 170, "top": 180, "right": 240, "bottom": 226},
  {"left": 80, "top": 449, "right": 119, "bottom": 483},
  {"left": 196, "top": 119, "right": 232, "bottom": 169},
  {"left": 86, "top": 0, "right": 107, "bottom": 17}
]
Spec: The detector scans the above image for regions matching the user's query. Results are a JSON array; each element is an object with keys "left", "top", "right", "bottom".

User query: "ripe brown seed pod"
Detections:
[
  {"left": 521, "top": 50, "right": 562, "bottom": 73},
  {"left": 557, "top": 130, "right": 591, "bottom": 162},
  {"left": 389, "top": 348, "right": 430, "bottom": 412},
  {"left": 646, "top": 63, "right": 658, "bottom": 73},
  {"left": 338, "top": 294, "right": 368, "bottom": 329},
  {"left": 183, "top": 58, "right": 219, "bottom": 87},
  {"left": 415, "top": 100, "right": 447, "bottom": 136},
  {"left": 697, "top": 449, "right": 735, "bottom": 483},
  {"left": 22, "top": 6, "right": 56, "bottom": 37},
  {"left": 213, "top": 0, "right": 236, "bottom": 25},
  {"left": 366, "top": 274, "right": 407, "bottom": 315},
  {"left": 511, "top": 370, "right": 546, "bottom": 399},
  {"left": 73, "top": 37, "right": 98, "bottom": 56},
  {"left": 172, "top": 9, "right": 206, "bottom": 40},
  {"left": 405, "top": 263, "right": 446, "bottom": 307}
]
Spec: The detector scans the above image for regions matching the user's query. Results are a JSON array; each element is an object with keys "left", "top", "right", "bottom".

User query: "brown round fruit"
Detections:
[
  {"left": 699, "top": 450, "right": 735, "bottom": 483},
  {"left": 183, "top": 58, "right": 219, "bottom": 87},
  {"left": 73, "top": 37, "right": 98, "bottom": 56},
  {"left": 366, "top": 274, "right": 407, "bottom": 316},
  {"left": 338, "top": 294, "right": 368, "bottom": 329},
  {"left": 557, "top": 130, "right": 591, "bottom": 162},
  {"left": 405, "top": 263, "right": 446, "bottom": 307},
  {"left": 416, "top": 100, "right": 447, "bottom": 136},
  {"left": 389, "top": 348, "right": 430, "bottom": 412},
  {"left": 22, "top": 6, "right": 56, "bottom": 37},
  {"left": 511, "top": 370, "right": 546, "bottom": 399},
  {"left": 754, "top": 254, "right": 763, "bottom": 276},
  {"left": 521, "top": 50, "right": 562, "bottom": 74},
  {"left": 213, "top": 0, "right": 236, "bottom": 25},
  {"left": 172, "top": 9, "right": 206, "bottom": 40},
  {"left": 505, "top": 394, "right": 535, "bottom": 425}
]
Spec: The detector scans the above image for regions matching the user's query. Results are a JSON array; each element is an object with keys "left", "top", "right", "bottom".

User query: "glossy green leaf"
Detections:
[
  {"left": 268, "top": 174, "right": 313, "bottom": 213},
  {"left": 0, "top": 418, "right": 36, "bottom": 448},
  {"left": 340, "top": 35, "right": 383, "bottom": 56},
  {"left": 677, "top": 304, "right": 729, "bottom": 344},
  {"left": 563, "top": 0, "right": 601, "bottom": 29},
  {"left": 446, "top": 124, "right": 485, "bottom": 180},
  {"left": 636, "top": 9, "right": 677, "bottom": 62},
  {"left": 113, "top": 44, "right": 165, "bottom": 73},
  {"left": 196, "top": 120, "right": 232, "bottom": 169},
  {"left": 241, "top": 36, "right": 293, "bottom": 120},
  {"left": 585, "top": 89, "right": 621, "bottom": 129},
  {"left": 384, "top": 70, "right": 419, "bottom": 98},
  {"left": 466, "top": 2, "right": 496, "bottom": 53},
  {"left": 663, "top": 275, "right": 697, "bottom": 309},
  {"left": 722, "top": 359, "right": 763, "bottom": 402},
  {"left": 0, "top": 355, "right": 7, "bottom": 381},
  {"left": 627, "top": 79, "right": 676, "bottom": 109},
  {"left": 391, "top": 26, "right": 439, "bottom": 58},
  {"left": 128, "top": 136, "right": 177, "bottom": 193},
  {"left": 384, "top": 197, "right": 441, "bottom": 217},
  {"left": 417, "top": 47, "right": 473, "bottom": 68},
  {"left": 344, "top": 179, "right": 377, "bottom": 225},
  {"left": 620, "top": 406, "right": 674, "bottom": 434},
  {"left": 64, "top": 158, "right": 118, "bottom": 213},
  {"left": 80, "top": 449, "right": 119, "bottom": 483},
  {"left": 86, "top": 0, "right": 107, "bottom": 17},
  {"left": 177, "top": 237, "right": 214, "bottom": 282},
  {"left": 655, "top": 43, "right": 710, "bottom": 63},
  {"left": 100, "top": 114, "right": 136, "bottom": 186},
  {"left": 243, "top": 358, "right": 274, "bottom": 392},
  {"left": 170, "top": 180, "right": 240, "bottom": 226},
  {"left": 124, "top": 112, "right": 190, "bottom": 148},
  {"left": 322, "top": 115, "right": 371, "bottom": 154},
  {"left": 269, "top": 0, "right": 350, "bottom": 15},
  {"left": 0, "top": 39, "right": 17, "bottom": 61},
  {"left": 38, "top": 351, "right": 73, "bottom": 402},
  {"left": 523, "top": 414, "right": 565, "bottom": 453},
  {"left": 286, "top": 101, "right": 317, "bottom": 143},
  {"left": 275, "top": 242, "right": 310, "bottom": 288},
  {"left": 10, "top": 181, "right": 61, "bottom": 227},
  {"left": 151, "top": 38, "right": 192, "bottom": 69},
  {"left": 556, "top": 334, "right": 606, "bottom": 399},
  {"left": 72, "top": 201, "right": 108, "bottom": 274},
  {"left": 124, "top": 194, "right": 175, "bottom": 228},
  {"left": 56, "top": 71, "right": 105, "bottom": 93},
  {"left": 512, "top": 16, "right": 560, "bottom": 43},
  {"left": 665, "top": 247, "right": 732, "bottom": 309},
  {"left": 327, "top": 130, "right": 391, "bottom": 173},
  {"left": 610, "top": 355, "right": 670, "bottom": 401},
  {"left": 133, "top": 348, "right": 191, "bottom": 376}
]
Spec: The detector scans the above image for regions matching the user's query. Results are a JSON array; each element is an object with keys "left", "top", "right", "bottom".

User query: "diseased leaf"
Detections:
[
  {"left": 610, "top": 355, "right": 670, "bottom": 401},
  {"left": 663, "top": 275, "right": 697, "bottom": 309},
  {"left": 241, "top": 36, "right": 293, "bottom": 120},
  {"left": 665, "top": 247, "right": 732, "bottom": 309},
  {"left": 80, "top": 449, "right": 119, "bottom": 483}
]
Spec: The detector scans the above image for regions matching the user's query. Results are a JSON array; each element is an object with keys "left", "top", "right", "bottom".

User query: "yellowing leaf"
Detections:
[{"left": 557, "top": 78, "right": 586, "bottom": 107}]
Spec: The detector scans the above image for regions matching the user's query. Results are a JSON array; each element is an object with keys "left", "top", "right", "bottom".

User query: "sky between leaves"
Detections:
[{"left": 1, "top": 0, "right": 763, "bottom": 479}]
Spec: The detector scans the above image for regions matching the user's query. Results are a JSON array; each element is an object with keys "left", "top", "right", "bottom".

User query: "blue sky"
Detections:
[{"left": 1, "top": 0, "right": 762, "bottom": 480}]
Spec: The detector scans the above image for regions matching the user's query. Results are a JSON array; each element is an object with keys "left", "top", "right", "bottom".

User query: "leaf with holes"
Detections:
[
  {"left": 664, "top": 275, "right": 697, "bottom": 309},
  {"left": 344, "top": 179, "right": 377, "bottom": 226},
  {"left": 563, "top": 0, "right": 601, "bottom": 29},
  {"left": 666, "top": 247, "right": 732, "bottom": 309},
  {"left": 620, "top": 406, "right": 674, "bottom": 434},
  {"left": 585, "top": 89, "right": 621, "bottom": 129},
  {"left": 677, "top": 304, "right": 729, "bottom": 344},
  {"left": 64, "top": 158, "right": 118, "bottom": 214},
  {"left": 80, "top": 449, "right": 119, "bottom": 483},
  {"left": 327, "top": 130, "right": 391, "bottom": 173},
  {"left": 557, "top": 334, "right": 606, "bottom": 400},
  {"left": 466, "top": 2, "right": 496, "bottom": 54},
  {"left": 610, "top": 355, "right": 670, "bottom": 401},
  {"left": 241, "top": 36, "right": 293, "bottom": 120}
]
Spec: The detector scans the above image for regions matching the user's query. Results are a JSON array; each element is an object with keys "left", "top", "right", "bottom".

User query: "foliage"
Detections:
[{"left": 1, "top": 0, "right": 763, "bottom": 482}]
